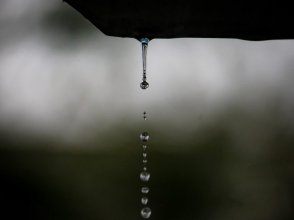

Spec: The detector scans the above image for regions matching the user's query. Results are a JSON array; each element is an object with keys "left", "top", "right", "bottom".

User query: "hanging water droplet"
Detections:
[
  {"left": 141, "top": 187, "right": 149, "bottom": 194},
  {"left": 140, "top": 38, "right": 149, "bottom": 90},
  {"left": 140, "top": 81, "right": 149, "bottom": 89},
  {"left": 140, "top": 132, "right": 149, "bottom": 142},
  {"left": 143, "top": 153, "right": 147, "bottom": 157},
  {"left": 143, "top": 159, "right": 147, "bottom": 164},
  {"left": 141, "top": 207, "right": 152, "bottom": 219},
  {"left": 141, "top": 197, "right": 148, "bottom": 205},
  {"left": 140, "top": 171, "right": 150, "bottom": 182}
]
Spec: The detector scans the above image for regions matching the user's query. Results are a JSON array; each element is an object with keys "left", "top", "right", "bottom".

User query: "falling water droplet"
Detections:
[
  {"left": 140, "top": 132, "right": 149, "bottom": 142},
  {"left": 141, "top": 197, "right": 148, "bottom": 205},
  {"left": 141, "top": 187, "right": 149, "bottom": 194},
  {"left": 141, "top": 207, "right": 152, "bottom": 219},
  {"left": 143, "top": 167, "right": 147, "bottom": 171},
  {"left": 140, "top": 171, "right": 150, "bottom": 182},
  {"left": 142, "top": 145, "right": 147, "bottom": 150},
  {"left": 143, "top": 159, "right": 147, "bottom": 164},
  {"left": 143, "top": 153, "right": 147, "bottom": 158},
  {"left": 143, "top": 111, "right": 147, "bottom": 120}
]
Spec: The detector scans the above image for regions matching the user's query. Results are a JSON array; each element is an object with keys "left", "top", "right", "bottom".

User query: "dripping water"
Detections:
[
  {"left": 140, "top": 38, "right": 149, "bottom": 89},
  {"left": 139, "top": 38, "right": 151, "bottom": 219}
]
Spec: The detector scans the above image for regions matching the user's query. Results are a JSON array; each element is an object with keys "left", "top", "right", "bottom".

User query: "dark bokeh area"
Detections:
[{"left": 1, "top": 1, "right": 294, "bottom": 220}]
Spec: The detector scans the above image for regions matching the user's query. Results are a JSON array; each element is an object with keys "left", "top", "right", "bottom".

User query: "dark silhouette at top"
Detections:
[{"left": 64, "top": 0, "right": 294, "bottom": 40}]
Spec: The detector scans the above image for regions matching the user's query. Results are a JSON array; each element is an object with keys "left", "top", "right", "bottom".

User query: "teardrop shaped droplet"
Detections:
[
  {"left": 141, "top": 187, "right": 149, "bottom": 194},
  {"left": 140, "top": 38, "right": 149, "bottom": 90},
  {"left": 140, "top": 171, "right": 150, "bottom": 182},
  {"left": 141, "top": 197, "right": 148, "bottom": 205},
  {"left": 140, "top": 132, "right": 149, "bottom": 142},
  {"left": 140, "top": 81, "right": 149, "bottom": 89},
  {"left": 141, "top": 207, "right": 151, "bottom": 219}
]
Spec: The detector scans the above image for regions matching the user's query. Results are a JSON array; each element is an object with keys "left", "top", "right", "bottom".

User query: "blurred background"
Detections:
[{"left": 0, "top": 0, "right": 294, "bottom": 219}]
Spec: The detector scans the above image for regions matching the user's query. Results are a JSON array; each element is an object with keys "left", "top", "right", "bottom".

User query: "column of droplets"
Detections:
[
  {"left": 140, "top": 111, "right": 151, "bottom": 219},
  {"left": 139, "top": 38, "right": 151, "bottom": 219}
]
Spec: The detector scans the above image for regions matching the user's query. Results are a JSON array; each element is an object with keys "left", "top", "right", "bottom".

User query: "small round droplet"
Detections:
[
  {"left": 143, "top": 153, "right": 147, "bottom": 158},
  {"left": 143, "top": 160, "right": 147, "bottom": 164},
  {"left": 141, "top": 207, "right": 151, "bottom": 219},
  {"left": 140, "top": 81, "right": 149, "bottom": 89},
  {"left": 140, "top": 171, "right": 150, "bottom": 182},
  {"left": 140, "top": 132, "right": 149, "bottom": 142},
  {"left": 141, "top": 197, "right": 148, "bottom": 205},
  {"left": 143, "top": 167, "right": 147, "bottom": 171},
  {"left": 141, "top": 187, "right": 149, "bottom": 194}
]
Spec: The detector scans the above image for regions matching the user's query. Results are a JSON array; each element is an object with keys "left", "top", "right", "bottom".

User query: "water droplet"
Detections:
[
  {"left": 142, "top": 145, "right": 147, "bottom": 150},
  {"left": 143, "top": 111, "right": 147, "bottom": 120},
  {"left": 140, "top": 81, "right": 149, "bottom": 89},
  {"left": 143, "top": 159, "right": 147, "bottom": 164},
  {"left": 140, "top": 132, "right": 149, "bottom": 142},
  {"left": 140, "top": 171, "right": 150, "bottom": 182},
  {"left": 141, "top": 187, "right": 149, "bottom": 194},
  {"left": 141, "top": 197, "right": 148, "bottom": 205},
  {"left": 143, "top": 153, "right": 147, "bottom": 157},
  {"left": 141, "top": 207, "right": 151, "bottom": 219},
  {"left": 143, "top": 167, "right": 147, "bottom": 171}
]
